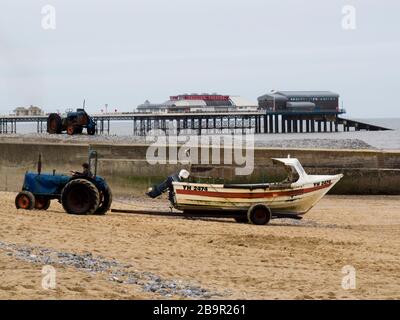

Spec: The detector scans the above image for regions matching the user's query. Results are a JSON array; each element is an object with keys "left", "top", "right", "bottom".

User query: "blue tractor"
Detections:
[
  {"left": 15, "top": 151, "right": 112, "bottom": 215},
  {"left": 47, "top": 108, "right": 96, "bottom": 135}
]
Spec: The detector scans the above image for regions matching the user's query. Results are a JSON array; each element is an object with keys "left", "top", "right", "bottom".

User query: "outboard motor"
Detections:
[{"left": 146, "top": 169, "right": 190, "bottom": 199}]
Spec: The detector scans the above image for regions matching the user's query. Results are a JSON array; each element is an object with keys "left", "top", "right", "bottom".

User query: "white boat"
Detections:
[{"left": 147, "top": 157, "right": 343, "bottom": 225}]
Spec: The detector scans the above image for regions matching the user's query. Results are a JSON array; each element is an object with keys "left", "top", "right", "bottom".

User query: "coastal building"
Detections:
[
  {"left": 136, "top": 100, "right": 169, "bottom": 113},
  {"left": 13, "top": 107, "right": 29, "bottom": 116},
  {"left": 137, "top": 93, "right": 258, "bottom": 113},
  {"left": 13, "top": 105, "right": 44, "bottom": 116},
  {"left": 258, "top": 91, "right": 340, "bottom": 112}
]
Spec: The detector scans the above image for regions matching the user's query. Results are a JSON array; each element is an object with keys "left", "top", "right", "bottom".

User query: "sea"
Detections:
[{"left": 11, "top": 118, "right": 400, "bottom": 151}]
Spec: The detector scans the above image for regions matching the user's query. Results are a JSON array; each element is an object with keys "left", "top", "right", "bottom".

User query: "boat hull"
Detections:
[{"left": 172, "top": 174, "right": 342, "bottom": 216}]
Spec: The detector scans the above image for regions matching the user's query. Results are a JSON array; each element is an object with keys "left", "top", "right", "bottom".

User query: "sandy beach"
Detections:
[
  {"left": 0, "top": 191, "right": 399, "bottom": 300},
  {"left": 2, "top": 0, "right": 400, "bottom": 306}
]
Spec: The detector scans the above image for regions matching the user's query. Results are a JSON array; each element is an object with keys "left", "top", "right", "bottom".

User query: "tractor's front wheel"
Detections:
[
  {"left": 87, "top": 127, "right": 96, "bottom": 135},
  {"left": 61, "top": 179, "right": 100, "bottom": 215},
  {"left": 35, "top": 197, "right": 51, "bottom": 210},
  {"left": 67, "top": 124, "right": 76, "bottom": 135},
  {"left": 15, "top": 191, "right": 35, "bottom": 210},
  {"left": 94, "top": 185, "right": 112, "bottom": 215}
]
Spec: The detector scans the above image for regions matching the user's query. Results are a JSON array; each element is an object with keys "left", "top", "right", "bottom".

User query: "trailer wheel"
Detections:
[
  {"left": 47, "top": 113, "right": 62, "bottom": 134},
  {"left": 15, "top": 191, "right": 35, "bottom": 210},
  {"left": 61, "top": 179, "right": 100, "bottom": 215},
  {"left": 35, "top": 197, "right": 51, "bottom": 210},
  {"left": 247, "top": 204, "right": 271, "bottom": 225},
  {"left": 94, "top": 185, "right": 112, "bottom": 215}
]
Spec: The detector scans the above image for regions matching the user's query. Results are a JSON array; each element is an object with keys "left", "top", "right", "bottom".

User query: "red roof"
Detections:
[{"left": 170, "top": 94, "right": 230, "bottom": 101}]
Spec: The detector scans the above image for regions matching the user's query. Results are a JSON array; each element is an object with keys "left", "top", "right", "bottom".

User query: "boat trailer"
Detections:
[{"left": 110, "top": 208, "right": 302, "bottom": 220}]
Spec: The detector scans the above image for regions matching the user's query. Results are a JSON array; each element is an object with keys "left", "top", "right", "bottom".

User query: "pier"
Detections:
[{"left": 0, "top": 111, "right": 391, "bottom": 135}]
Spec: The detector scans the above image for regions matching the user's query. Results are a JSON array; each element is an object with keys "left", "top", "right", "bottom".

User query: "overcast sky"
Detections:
[{"left": 0, "top": 0, "right": 399, "bottom": 117}]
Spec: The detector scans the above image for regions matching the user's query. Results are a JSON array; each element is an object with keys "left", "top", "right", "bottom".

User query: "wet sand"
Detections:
[{"left": 0, "top": 192, "right": 399, "bottom": 299}]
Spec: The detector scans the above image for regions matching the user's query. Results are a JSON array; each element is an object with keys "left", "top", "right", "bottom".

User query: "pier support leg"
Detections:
[
  {"left": 263, "top": 115, "right": 268, "bottom": 133},
  {"left": 287, "top": 119, "right": 292, "bottom": 133},
  {"left": 269, "top": 115, "right": 273, "bottom": 134},
  {"left": 274, "top": 115, "right": 279, "bottom": 133},
  {"left": 293, "top": 119, "right": 298, "bottom": 133},
  {"left": 198, "top": 118, "right": 201, "bottom": 136}
]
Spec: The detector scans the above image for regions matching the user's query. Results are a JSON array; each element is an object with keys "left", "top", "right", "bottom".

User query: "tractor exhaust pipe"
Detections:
[{"left": 37, "top": 153, "right": 42, "bottom": 175}]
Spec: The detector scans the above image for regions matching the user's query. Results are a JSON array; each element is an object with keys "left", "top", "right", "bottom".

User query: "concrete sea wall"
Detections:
[{"left": 0, "top": 141, "right": 399, "bottom": 196}]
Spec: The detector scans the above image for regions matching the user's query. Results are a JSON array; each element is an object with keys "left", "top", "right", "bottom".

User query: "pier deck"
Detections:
[{"left": 0, "top": 111, "right": 391, "bottom": 135}]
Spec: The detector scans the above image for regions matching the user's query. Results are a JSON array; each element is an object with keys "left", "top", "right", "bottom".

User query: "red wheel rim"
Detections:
[{"left": 18, "top": 195, "right": 30, "bottom": 209}]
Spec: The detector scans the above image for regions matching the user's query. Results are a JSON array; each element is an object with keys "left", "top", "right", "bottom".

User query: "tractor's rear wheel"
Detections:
[
  {"left": 35, "top": 197, "right": 51, "bottom": 210},
  {"left": 15, "top": 191, "right": 35, "bottom": 210},
  {"left": 61, "top": 179, "right": 100, "bottom": 215},
  {"left": 47, "top": 114, "right": 62, "bottom": 134},
  {"left": 95, "top": 186, "right": 112, "bottom": 215},
  {"left": 247, "top": 204, "right": 271, "bottom": 225}
]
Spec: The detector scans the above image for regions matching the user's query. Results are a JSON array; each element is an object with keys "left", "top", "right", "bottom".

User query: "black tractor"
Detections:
[{"left": 47, "top": 108, "right": 96, "bottom": 135}]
